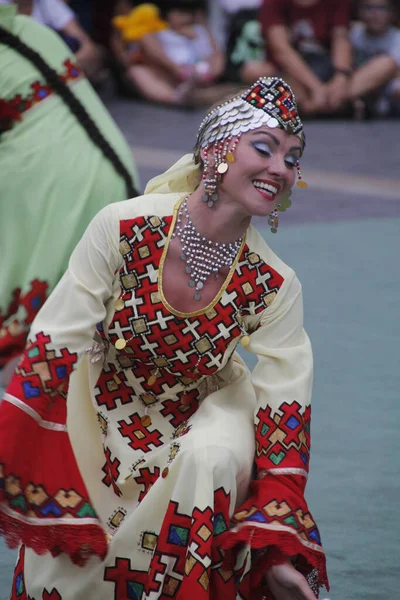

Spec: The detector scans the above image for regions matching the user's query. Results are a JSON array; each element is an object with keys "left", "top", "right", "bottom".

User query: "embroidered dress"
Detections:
[
  {"left": 0, "top": 6, "right": 138, "bottom": 367},
  {"left": 0, "top": 155, "right": 328, "bottom": 599}
]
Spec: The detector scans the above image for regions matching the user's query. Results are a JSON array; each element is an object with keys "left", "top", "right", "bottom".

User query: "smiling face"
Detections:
[{"left": 212, "top": 127, "right": 302, "bottom": 218}]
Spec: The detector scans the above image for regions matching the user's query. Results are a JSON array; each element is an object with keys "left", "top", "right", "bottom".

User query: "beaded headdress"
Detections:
[
  {"left": 194, "top": 76, "right": 305, "bottom": 163},
  {"left": 193, "top": 76, "right": 307, "bottom": 222}
]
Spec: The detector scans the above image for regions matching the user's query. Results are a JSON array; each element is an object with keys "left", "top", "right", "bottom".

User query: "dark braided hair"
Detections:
[{"left": 0, "top": 25, "right": 139, "bottom": 198}]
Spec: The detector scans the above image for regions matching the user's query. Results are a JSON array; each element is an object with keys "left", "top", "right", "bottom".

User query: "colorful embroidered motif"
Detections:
[
  {"left": 134, "top": 466, "right": 161, "bottom": 503},
  {"left": 118, "top": 413, "right": 164, "bottom": 453},
  {"left": 0, "top": 463, "right": 96, "bottom": 521},
  {"left": 108, "top": 507, "right": 127, "bottom": 533},
  {"left": 103, "top": 492, "right": 232, "bottom": 599},
  {"left": 42, "top": 590, "right": 62, "bottom": 600},
  {"left": 256, "top": 402, "right": 311, "bottom": 472},
  {"left": 1, "top": 59, "right": 81, "bottom": 131},
  {"left": 243, "top": 78, "right": 302, "bottom": 135},
  {"left": 94, "top": 216, "right": 284, "bottom": 423},
  {"left": 104, "top": 558, "right": 148, "bottom": 600},
  {"left": 102, "top": 447, "right": 123, "bottom": 497},
  {"left": 139, "top": 530, "right": 158, "bottom": 554},
  {"left": 13, "top": 331, "right": 78, "bottom": 403},
  {"left": 232, "top": 493, "right": 322, "bottom": 550},
  {"left": 10, "top": 546, "right": 26, "bottom": 600},
  {"left": 0, "top": 279, "right": 49, "bottom": 367},
  {"left": 94, "top": 363, "right": 134, "bottom": 411},
  {"left": 145, "top": 488, "right": 231, "bottom": 599}
]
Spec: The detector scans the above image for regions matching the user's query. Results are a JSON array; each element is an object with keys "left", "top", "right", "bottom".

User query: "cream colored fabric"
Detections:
[{"left": 6, "top": 181, "right": 315, "bottom": 596}]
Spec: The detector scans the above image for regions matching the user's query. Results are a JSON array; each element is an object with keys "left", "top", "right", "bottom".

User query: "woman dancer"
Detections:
[
  {"left": 0, "top": 4, "right": 138, "bottom": 380},
  {"left": 0, "top": 76, "right": 328, "bottom": 600}
]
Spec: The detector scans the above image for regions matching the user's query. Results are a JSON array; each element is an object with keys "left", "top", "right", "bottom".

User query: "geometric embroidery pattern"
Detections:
[
  {"left": 2, "top": 207, "right": 327, "bottom": 593},
  {"left": 142, "top": 488, "right": 232, "bottom": 600},
  {"left": 10, "top": 547, "right": 63, "bottom": 599},
  {"left": 10, "top": 546, "right": 26, "bottom": 600},
  {"left": 134, "top": 466, "right": 161, "bottom": 503},
  {"left": 42, "top": 590, "right": 62, "bottom": 600},
  {"left": 14, "top": 331, "right": 78, "bottom": 402},
  {"left": 0, "top": 462, "right": 96, "bottom": 522},
  {"left": 0, "top": 278, "right": 49, "bottom": 368},
  {"left": 256, "top": 401, "right": 311, "bottom": 472},
  {"left": 233, "top": 496, "right": 322, "bottom": 547},
  {"left": 139, "top": 530, "right": 158, "bottom": 554},
  {"left": 104, "top": 557, "right": 148, "bottom": 600},
  {"left": 1, "top": 59, "right": 80, "bottom": 131},
  {"left": 118, "top": 413, "right": 163, "bottom": 453},
  {"left": 94, "top": 216, "right": 284, "bottom": 441},
  {"left": 108, "top": 507, "right": 127, "bottom": 533},
  {"left": 101, "top": 447, "right": 122, "bottom": 497}
]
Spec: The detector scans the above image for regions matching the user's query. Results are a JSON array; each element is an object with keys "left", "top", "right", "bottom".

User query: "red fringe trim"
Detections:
[
  {"left": 221, "top": 526, "right": 329, "bottom": 592},
  {"left": 0, "top": 507, "right": 107, "bottom": 566}
]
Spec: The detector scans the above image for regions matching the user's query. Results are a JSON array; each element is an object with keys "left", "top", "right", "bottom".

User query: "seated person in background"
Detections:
[
  {"left": 351, "top": 0, "right": 400, "bottom": 116},
  {"left": 0, "top": 0, "right": 105, "bottom": 81},
  {"left": 219, "top": 0, "right": 277, "bottom": 83},
  {"left": 260, "top": 0, "right": 353, "bottom": 115},
  {"left": 112, "top": 1, "right": 229, "bottom": 106}
]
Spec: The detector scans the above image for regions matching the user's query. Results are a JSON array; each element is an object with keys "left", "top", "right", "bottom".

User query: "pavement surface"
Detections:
[{"left": 1, "top": 96, "right": 399, "bottom": 600}]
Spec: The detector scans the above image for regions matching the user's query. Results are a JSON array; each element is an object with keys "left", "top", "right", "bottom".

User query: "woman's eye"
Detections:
[
  {"left": 285, "top": 156, "right": 297, "bottom": 169},
  {"left": 252, "top": 141, "right": 272, "bottom": 157}
]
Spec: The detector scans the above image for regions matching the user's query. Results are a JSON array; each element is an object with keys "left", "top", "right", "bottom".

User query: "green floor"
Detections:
[{"left": 1, "top": 217, "right": 399, "bottom": 599}]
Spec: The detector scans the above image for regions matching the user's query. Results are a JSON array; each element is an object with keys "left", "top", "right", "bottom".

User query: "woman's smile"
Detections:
[{"left": 252, "top": 178, "right": 282, "bottom": 202}]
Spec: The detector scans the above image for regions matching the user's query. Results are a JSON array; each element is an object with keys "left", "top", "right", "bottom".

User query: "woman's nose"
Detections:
[{"left": 266, "top": 155, "right": 286, "bottom": 179}]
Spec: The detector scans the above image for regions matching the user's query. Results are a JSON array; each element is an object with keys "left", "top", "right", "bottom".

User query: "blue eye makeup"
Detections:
[
  {"left": 284, "top": 156, "right": 297, "bottom": 169},
  {"left": 252, "top": 141, "right": 299, "bottom": 169},
  {"left": 251, "top": 141, "right": 272, "bottom": 157}
]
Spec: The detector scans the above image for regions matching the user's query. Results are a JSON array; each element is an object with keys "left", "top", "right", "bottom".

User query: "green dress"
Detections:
[{"left": 0, "top": 5, "right": 139, "bottom": 367}]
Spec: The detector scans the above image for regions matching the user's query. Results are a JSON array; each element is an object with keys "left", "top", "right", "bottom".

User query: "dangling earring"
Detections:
[
  {"left": 202, "top": 148, "right": 218, "bottom": 208},
  {"left": 268, "top": 208, "right": 279, "bottom": 234},
  {"left": 296, "top": 161, "right": 308, "bottom": 188},
  {"left": 202, "top": 137, "right": 240, "bottom": 208},
  {"left": 215, "top": 136, "right": 240, "bottom": 175},
  {"left": 277, "top": 190, "right": 292, "bottom": 212}
]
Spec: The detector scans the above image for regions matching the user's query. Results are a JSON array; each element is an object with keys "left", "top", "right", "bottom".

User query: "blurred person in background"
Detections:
[
  {"left": 0, "top": 0, "right": 106, "bottom": 81},
  {"left": 220, "top": 0, "right": 277, "bottom": 84},
  {"left": 112, "top": 1, "right": 230, "bottom": 106},
  {"left": 260, "top": 0, "right": 353, "bottom": 115},
  {"left": 0, "top": 3, "right": 139, "bottom": 387},
  {"left": 351, "top": 0, "right": 400, "bottom": 116}
]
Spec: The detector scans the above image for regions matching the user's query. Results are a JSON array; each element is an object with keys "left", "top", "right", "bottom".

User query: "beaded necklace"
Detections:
[{"left": 172, "top": 198, "right": 243, "bottom": 301}]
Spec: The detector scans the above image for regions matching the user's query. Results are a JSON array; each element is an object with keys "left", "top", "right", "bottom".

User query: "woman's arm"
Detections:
[
  {"left": 326, "top": 26, "right": 353, "bottom": 110},
  {"left": 140, "top": 32, "right": 186, "bottom": 81},
  {"left": 267, "top": 25, "right": 327, "bottom": 98},
  {"left": 206, "top": 28, "right": 225, "bottom": 81},
  {"left": 0, "top": 204, "right": 121, "bottom": 564},
  {"left": 221, "top": 273, "right": 328, "bottom": 597}
]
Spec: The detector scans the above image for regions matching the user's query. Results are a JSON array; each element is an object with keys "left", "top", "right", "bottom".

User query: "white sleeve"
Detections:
[{"left": 36, "top": 0, "right": 75, "bottom": 30}]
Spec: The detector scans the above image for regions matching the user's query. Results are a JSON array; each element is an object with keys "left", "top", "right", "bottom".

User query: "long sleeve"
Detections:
[
  {"left": 221, "top": 273, "right": 328, "bottom": 593},
  {"left": 0, "top": 204, "right": 121, "bottom": 565}
]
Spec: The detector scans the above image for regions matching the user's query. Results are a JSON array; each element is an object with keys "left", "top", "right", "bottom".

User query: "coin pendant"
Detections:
[
  {"left": 114, "top": 298, "right": 124, "bottom": 311},
  {"left": 115, "top": 338, "right": 126, "bottom": 350},
  {"left": 141, "top": 415, "right": 152, "bottom": 427}
]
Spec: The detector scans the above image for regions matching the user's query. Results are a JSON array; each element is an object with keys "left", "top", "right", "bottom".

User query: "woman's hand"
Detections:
[{"left": 265, "top": 561, "right": 317, "bottom": 600}]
